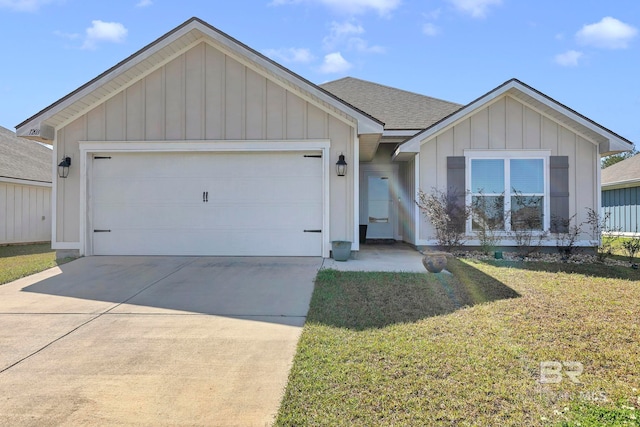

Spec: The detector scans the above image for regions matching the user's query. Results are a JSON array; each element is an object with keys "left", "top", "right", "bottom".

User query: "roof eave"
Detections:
[
  {"left": 397, "top": 78, "right": 635, "bottom": 155},
  {"left": 17, "top": 17, "right": 383, "bottom": 140}
]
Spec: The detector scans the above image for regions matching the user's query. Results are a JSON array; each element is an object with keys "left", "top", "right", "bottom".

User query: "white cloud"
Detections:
[
  {"left": 348, "top": 37, "right": 385, "bottom": 53},
  {"left": 319, "top": 52, "right": 352, "bottom": 73},
  {"left": 554, "top": 50, "right": 583, "bottom": 67},
  {"left": 271, "top": 0, "right": 401, "bottom": 16},
  {"left": 135, "top": 0, "right": 152, "bottom": 6},
  {"left": 447, "top": 0, "right": 502, "bottom": 18},
  {"left": 263, "top": 47, "right": 315, "bottom": 63},
  {"left": 0, "top": 0, "right": 53, "bottom": 12},
  {"left": 576, "top": 17, "right": 638, "bottom": 49},
  {"left": 422, "top": 23, "right": 440, "bottom": 36},
  {"left": 323, "top": 20, "right": 364, "bottom": 50},
  {"left": 323, "top": 20, "right": 384, "bottom": 53},
  {"left": 53, "top": 30, "right": 81, "bottom": 40},
  {"left": 82, "top": 20, "right": 128, "bottom": 50}
]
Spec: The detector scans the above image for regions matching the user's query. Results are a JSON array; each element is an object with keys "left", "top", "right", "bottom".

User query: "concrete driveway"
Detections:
[{"left": 0, "top": 256, "right": 320, "bottom": 426}]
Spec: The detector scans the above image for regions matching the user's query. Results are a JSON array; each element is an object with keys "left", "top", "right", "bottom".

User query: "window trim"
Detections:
[{"left": 465, "top": 150, "right": 551, "bottom": 234}]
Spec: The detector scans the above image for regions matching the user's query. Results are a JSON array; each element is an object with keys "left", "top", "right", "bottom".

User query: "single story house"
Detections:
[
  {"left": 0, "top": 125, "right": 52, "bottom": 245},
  {"left": 16, "top": 17, "right": 634, "bottom": 258},
  {"left": 602, "top": 155, "right": 640, "bottom": 234}
]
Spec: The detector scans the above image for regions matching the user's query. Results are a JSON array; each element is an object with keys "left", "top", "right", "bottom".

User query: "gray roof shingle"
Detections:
[
  {"left": 602, "top": 154, "right": 640, "bottom": 187},
  {"left": 0, "top": 125, "right": 52, "bottom": 183},
  {"left": 320, "top": 77, "right": 462, "bottom": 130}
]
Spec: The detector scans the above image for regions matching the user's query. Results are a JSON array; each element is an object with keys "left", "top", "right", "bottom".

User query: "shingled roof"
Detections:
[
  {"left": 602, "top": 154, "right": 640, "bottom": 187},
  {"left": 320, "top": 77, "right": 462, "bottom": 130},
  {"left": 0, "top": 125, "right": 52, "bottom": 183}
]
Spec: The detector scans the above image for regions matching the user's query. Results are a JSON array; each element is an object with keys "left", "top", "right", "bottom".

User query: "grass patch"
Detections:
[
  {"left": 276, "top": 259, "right": 640, "bottom": 426},
  {"left": 0, "top": 243, "right": 71, "bottom": 285}
]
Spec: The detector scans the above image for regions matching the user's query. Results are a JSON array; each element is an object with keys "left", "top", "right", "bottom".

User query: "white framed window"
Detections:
[{"left": 466, "top": 150, "right": 550, "bottom": 233}]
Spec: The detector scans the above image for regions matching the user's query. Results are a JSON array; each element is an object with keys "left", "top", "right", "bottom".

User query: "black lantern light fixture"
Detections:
[
  {"left": 336, "top": 153, "right": 347, "bottom": 176},
  {"left": 58, "top": 156, "right": 71, "bottom": 179}
]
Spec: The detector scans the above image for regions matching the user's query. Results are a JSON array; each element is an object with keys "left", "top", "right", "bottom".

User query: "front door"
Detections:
[{"left": 363, "top": 169, "right": 396, "bottom": 239}]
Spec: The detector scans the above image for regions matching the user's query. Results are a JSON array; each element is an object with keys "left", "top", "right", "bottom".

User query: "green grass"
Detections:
[
  {"left": 276, "top": 259, "right": 640, "bottom": 426},
  {"left": 0, "top": 243, "right": 71, "bottom": 285}
]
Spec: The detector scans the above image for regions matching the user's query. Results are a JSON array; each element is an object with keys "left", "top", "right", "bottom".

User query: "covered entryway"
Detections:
[{"left": 89, "top": 150, "right": 324, "bottom": 256}]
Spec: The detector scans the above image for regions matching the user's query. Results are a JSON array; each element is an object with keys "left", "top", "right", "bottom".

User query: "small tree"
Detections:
[
  {"left": 585, "top": 208, "right": 620, "bottom": 262},
  {"left": 416, "top": 188, "right": 471, "bottom": 252},
  {"left": 551, "top": 214, "right": 583, "bottom": 260}
]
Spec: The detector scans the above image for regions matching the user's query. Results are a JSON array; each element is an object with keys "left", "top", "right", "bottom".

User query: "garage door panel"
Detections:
[
  {"left": 91, "top": 151, "right": 323, "bottom": 256},
  {"left": 94, "top": 228, "right": 321, "bottom": 256},
  {"left": 93, "top": 203, "right": 322, "bottom": 229}
]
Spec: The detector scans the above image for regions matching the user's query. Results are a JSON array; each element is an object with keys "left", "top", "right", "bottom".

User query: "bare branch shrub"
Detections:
[
  {"left": 416, "top": 188, "right": 471, "bottom": 252},
  {"left": 510, "top": 191, "right": 547, "bottom": 258},
  {"left": 471, "top": 191, "right": 503, "bottom": 255},
  {"left": 551, "top": 214, "right": 583, "bottom": 260},
  {"left": 585, "top": 208, "right": 620, "bottom": 262}
]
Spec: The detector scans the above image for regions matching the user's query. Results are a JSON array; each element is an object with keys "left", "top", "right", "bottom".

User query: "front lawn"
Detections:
[
  {"left": 0, "top": 243, "right": 70, "bottom": 285},
  {"left": 276, "top": 259, "right": 640, "bottom": 426}
]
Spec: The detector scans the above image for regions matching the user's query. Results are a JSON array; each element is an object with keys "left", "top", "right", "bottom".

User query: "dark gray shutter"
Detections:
[
  {"left": 549, "top": 156, "right": 569, "bottom": 232},
  {"left": 447, "top": 156, "right": 466, "bottom": 232}
]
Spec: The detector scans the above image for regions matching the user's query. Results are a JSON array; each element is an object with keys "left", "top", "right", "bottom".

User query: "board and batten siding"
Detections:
[
  {"left": 55, "top": 41, "right": 356, "bottom": 244},
  {"left": 419, "top": 95, "right": 599, "bottom": 242},
  {"left": 0, "top": 182, "right": 51, "bottom": 244},
  {"left": 602, "top": 186, "right": 640, "bottom": 233}
]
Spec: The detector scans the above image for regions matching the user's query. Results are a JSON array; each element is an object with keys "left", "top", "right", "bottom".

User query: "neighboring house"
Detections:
[
  {"left": 16, "top": 17, "right": 634, "bottom": 258},
  {"left": 602, "top": 155, "right": 640, "bottom": 234},
  {"left": 0, "top": 125, "right": 52, "bottom": 245}
]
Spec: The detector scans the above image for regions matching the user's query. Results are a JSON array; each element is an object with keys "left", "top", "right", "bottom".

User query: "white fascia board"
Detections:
[
  {"left": 195, "top": 24, "right": 383, "bottom": 135},
  {"left": 398, "top": 85, "right": 508, "bottom": 154},
  {"left": 397, "top": 79, "right": 634, "bottom": 155},
  {"left": 18, "top": 19, "right": 383, "bottom": 140},
  {"left": 0, "top": 177, "right": 51, "bottom": 187},
  {"left": 602, "top": 179, "right": 640, "bottom": 190},
  {"left": 512, "top": 83, "right": 633, "bottom": 152}
]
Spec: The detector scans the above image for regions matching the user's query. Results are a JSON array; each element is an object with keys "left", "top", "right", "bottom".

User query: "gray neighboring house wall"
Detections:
[
  {"left": 602, "top": 155, "right": 640, "bottom": 234},
  {"left": 0, "top": 125, "right": 52, "bottom": 244}
]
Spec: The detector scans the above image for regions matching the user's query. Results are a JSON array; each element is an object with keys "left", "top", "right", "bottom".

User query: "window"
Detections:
[{"left": 470, "top": 156, "right": 546, "bottom": 232}]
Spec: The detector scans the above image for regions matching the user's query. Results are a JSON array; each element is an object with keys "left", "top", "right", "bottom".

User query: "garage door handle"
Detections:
[
  {"left": 94, "top": 229, "right": 111, "bottom": 233},
  {"left": 203, "top": 191, "right": 209, "bottom": 203},
  {"left": 304, "top": 229, "right": 322, "bottom": 233}
]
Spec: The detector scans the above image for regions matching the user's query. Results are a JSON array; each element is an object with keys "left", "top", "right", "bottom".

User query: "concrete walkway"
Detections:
[
  {"left": 0, "top": 256, "right": 320, "bottom": 427},
  {"left": 323, "top": 243, "right": 426, "bottom": 272}
]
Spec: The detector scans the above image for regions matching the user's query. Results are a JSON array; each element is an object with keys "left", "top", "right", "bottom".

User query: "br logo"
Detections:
[{"left": 539, "top": 361, "right": 584, "bottom": 384}]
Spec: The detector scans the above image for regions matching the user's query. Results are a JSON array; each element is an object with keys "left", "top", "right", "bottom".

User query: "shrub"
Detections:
[
  {"left": 551, "top": 214, "right": 583, "bottom": 260},
  {"left": 416, "top": 188, "right": 471, "bottom": 252},
  {"left": 621, "top": 237, "right": 640, "bottom": 264},
  {"left": 471, "top": 192, "right": 503, "bottom": 255},
  {"left": 585, "top": 208, "right": 620, "bottom": 262},
  {"left": 510, "top": 191, "right": 547, "bottom": 258}
]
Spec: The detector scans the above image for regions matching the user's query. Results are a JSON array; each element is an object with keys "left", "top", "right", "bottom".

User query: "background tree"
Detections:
[{"left": 601, "top": 147, "right": 638, "bottom": 169}]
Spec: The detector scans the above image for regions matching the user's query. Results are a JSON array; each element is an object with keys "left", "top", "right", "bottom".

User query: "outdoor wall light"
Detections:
[
  {"left": 336, "top": 153, "right": 347, "bottom": 176},
  {"left": 58, "top": 156, "right": 71, "bottom": 179}
]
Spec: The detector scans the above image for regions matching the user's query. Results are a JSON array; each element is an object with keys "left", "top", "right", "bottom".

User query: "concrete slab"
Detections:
[
  {"left": 110, "top": 257, "right": 319, "bottom": 316},
  {"left": 323, "top": 243, "right": 426, "bottom": 272},
  {"left": 0, "top": 256, "right": 321, "bottom": 426}
]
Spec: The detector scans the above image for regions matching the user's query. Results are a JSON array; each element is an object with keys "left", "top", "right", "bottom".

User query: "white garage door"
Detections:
[{"left": 90, "top": 151, "right": 323, "bottom": 256}]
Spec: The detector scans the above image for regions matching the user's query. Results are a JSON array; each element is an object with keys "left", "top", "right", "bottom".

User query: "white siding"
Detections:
[
  {"left": 55, "top": 41, "right": 357, "bottom": 247},
  {"left": 418, "top": 95, "right": 599, "bottom": 242},
  {"left": 0, "top": 182, "right": 51, "bottom": 244}
]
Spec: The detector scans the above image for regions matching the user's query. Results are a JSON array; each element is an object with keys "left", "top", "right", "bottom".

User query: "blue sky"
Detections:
[{"left": 1, "top": 0, "right": 638, "bottom": 146}]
